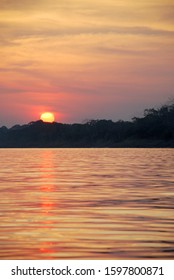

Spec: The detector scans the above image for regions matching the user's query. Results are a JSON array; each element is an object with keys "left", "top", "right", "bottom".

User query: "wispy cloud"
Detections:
[
  {"left": 0, "top": 0, "right": 174, "bottom": 126},
  {"left": 0, "top": 0, "right": 43, "bottom": 10}
]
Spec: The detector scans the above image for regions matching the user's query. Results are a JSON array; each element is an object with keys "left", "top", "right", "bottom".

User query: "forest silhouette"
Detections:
[{"left": 0, "top": 102, "right": 173, "bottom": 147}]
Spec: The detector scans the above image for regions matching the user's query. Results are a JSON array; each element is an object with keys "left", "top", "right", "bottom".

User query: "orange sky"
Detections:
[{"left": 0, "top": 0, "right": 174, "bottom": 127}]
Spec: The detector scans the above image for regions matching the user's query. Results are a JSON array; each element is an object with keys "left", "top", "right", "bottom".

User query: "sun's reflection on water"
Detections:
[{"left": 0, "top": 148, "right": 173, "bottom": 259}]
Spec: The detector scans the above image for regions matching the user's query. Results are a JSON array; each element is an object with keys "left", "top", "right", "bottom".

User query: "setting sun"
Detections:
[{"left": 40, "top": 112, "right": 55, "bottom": 123}]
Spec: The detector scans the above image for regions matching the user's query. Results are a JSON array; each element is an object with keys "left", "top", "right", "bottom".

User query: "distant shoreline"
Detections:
[
  {"left": 0, "top": 139, "right": 173, "bottom": 148},
  {"left": 1, "top": 102, "right": 173, "bottom": 148}
]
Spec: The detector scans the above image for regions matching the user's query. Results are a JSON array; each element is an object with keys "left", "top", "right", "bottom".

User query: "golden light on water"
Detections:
[{"left": 0, "top": 149, "right": 173, "bottom": 259}]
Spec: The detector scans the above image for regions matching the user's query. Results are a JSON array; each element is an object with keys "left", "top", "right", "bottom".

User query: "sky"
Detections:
[{"left": 0, "top": 0, "right": 174, "bottom": 127}]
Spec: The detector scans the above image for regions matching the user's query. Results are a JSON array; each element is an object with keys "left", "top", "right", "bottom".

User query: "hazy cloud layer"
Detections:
[{"left": 0, "top": 0, "right": 174, "bottom": 126}]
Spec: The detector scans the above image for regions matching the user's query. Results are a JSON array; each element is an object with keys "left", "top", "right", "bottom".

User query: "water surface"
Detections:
[{"left": 0, "top": 148, "right": 173, "bottom": 259}]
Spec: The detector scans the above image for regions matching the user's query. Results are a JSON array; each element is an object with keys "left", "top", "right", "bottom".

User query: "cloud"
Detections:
[
  {"left": 150, "top": 2, "right": 174, "bottom": 20},
  {"left": 1, "top": 18, "right": 173, "bottom": 47},
  {"left": 0, "top": 0, "right": 174, "bottom": 48},
  {"left": 0, "top": 0, "right": 43, "bottom": 10},
  {"left": 0, "top": 0, "right": 174, "bottom": 127}
]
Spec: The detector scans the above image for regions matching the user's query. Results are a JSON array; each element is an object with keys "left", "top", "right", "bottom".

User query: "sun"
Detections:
[{"left": 40, "top": 112, "right": 55, "bottom": 123}]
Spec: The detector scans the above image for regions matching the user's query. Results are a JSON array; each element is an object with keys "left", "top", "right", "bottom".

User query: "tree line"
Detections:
[{"left": 0, "top": 102, "right": 173, "bottom": 147}]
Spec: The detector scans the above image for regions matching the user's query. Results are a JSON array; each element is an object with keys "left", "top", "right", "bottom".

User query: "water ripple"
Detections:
[{"left": 0, "top": 148, "right": 173, "bottom": 259}]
